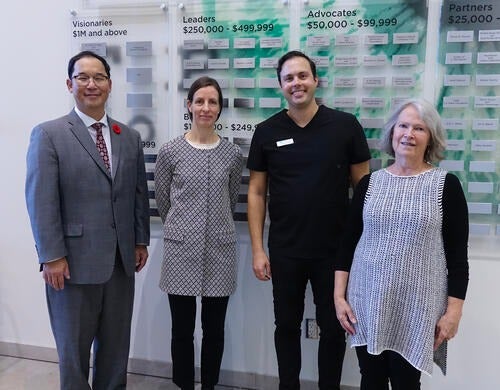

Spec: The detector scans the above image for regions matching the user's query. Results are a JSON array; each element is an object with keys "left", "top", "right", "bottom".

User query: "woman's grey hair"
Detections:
[{"left": 380, "top": 99, "right": 447, "bottom": 163}]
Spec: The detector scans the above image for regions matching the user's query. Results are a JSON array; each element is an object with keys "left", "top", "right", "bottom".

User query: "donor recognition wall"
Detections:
[{"left": 69, "top": 0, "right": 500, "bottom": 238}]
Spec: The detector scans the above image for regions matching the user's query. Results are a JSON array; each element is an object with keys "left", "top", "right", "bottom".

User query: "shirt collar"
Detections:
[{"left": 74, "top": 107, "right": 108, "bottom": 129}]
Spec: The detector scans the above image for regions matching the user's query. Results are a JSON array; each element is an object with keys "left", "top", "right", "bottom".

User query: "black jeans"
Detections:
[
  {"left": 270, "top": 255, "right": 346, "bottom": 390},
  {"left": 168, "top": 294, "right": 229, "bottom": 390},
  {"left": 355, "top": 346, "right": 422, "bottom": 390}
]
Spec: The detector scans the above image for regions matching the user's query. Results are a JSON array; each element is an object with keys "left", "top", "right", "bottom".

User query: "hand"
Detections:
[
  {"left": 252, "top": 250, "right": 271, "bottom": 281},
  {"left": 135, "top": 245, "right": 149, "bottom": 272},
  {"left": 434, "top": 298, "right": 463, "bottom": 350},
  {"left": 42, "top": 257, "right": 70, "bottom": 290},
  {"left": 334, "top": 296, "right": 357, "bottom": 335}
]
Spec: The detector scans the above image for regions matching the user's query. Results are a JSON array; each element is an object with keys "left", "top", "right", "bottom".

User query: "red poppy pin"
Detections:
[{"left": 112, "top": 124, "right": 121, "bottom": 134}]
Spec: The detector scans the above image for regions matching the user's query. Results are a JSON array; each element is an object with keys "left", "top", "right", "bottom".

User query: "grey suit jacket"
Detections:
[{"left": 26, "top": 109, "right": 150, "bottom": 284}]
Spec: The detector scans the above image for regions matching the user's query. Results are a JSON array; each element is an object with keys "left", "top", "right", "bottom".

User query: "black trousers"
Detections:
[
  {"left": 168, "top": 294, "right": 229, "bottom": 390},
  {"left": 269, "top": 255, "right": 346, "bottom": 390},
  {"left": 355, "top": 346, "right": 422, "bottom": 390}
]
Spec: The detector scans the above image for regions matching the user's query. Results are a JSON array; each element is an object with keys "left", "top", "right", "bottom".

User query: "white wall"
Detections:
[
  {"left": 1, "top": 1, "right": 73, "bottom": 350},
  {"left": 1, "top": 1, "right": 499, "bottom": 389}
]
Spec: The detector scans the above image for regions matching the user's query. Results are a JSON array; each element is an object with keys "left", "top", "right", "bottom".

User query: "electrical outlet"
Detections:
[{"left": 305, "top": 318, "right": 319, "bottom": 339}]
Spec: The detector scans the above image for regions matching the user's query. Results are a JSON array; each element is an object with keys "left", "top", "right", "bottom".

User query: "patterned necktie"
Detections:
[{"left": 91, "top": 122, "right": 110, "bottom": 173}]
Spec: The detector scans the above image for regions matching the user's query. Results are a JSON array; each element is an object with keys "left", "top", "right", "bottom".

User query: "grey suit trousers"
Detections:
[{"left": 46, "top": 257, "right": 134, "bottom": 390}]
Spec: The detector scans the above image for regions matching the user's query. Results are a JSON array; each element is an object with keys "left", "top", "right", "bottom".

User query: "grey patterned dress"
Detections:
[
  {"left": 348, "top": 168, "right": 448, "bottom": 375},
  {"left": 154, "top": 135, "right": 243, "bottom": 297}
]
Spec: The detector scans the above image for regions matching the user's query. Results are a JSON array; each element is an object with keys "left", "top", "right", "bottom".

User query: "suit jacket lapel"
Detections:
[
  {"left": 108, "top": 118, "right": 122, "bottom": 179},
  {"left": 67, "top": 110, "right": 111, "bottom": 179}
]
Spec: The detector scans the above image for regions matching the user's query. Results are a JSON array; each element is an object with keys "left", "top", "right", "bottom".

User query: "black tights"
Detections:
[
  {"left": 356, "top": 346, "right": 422, "bottom": 390},
  {"left": 168, "top": 294, "right": 229, "bottom": 390}
]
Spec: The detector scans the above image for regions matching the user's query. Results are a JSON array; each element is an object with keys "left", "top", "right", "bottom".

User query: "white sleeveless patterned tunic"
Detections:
[{"left": 348, "top": 168, "right": 448, "bottom": 375}]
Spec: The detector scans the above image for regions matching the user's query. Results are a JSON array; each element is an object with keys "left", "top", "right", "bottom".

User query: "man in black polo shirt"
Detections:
[{"left": 247, "top": 50, "right": 370, "bottom": 390}]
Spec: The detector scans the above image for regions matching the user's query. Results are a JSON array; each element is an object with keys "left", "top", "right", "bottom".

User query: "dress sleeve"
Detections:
[
  {"left": 154, "top": 144, "right": 174, "bottom": 223},
  {"left": 442, "top": 173, "right": 469, "bottom": 299},
  {"left": 335, "top": 173, "right": 370, "bottom": 271}
]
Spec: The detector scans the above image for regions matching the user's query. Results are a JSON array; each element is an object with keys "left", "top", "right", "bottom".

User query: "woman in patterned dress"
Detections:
[
  {"left": 154, "top": 77, "right": 243, "bottom": 390},
  {"left": 333, "top": 99, "right": 469, "bottom": 389}
]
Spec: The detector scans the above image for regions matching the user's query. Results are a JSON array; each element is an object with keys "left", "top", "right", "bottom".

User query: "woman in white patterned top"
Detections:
[
  {"left": 154, "top": 77, "right": 243, "bottom": 390},
  {"left": 334, "top": 99, "right": 469, "bottom": 390}
]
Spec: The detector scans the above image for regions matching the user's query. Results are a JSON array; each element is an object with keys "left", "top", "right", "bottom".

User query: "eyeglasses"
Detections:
[{"left": 72, "top": 74, "right": 109, "bottom": 86}]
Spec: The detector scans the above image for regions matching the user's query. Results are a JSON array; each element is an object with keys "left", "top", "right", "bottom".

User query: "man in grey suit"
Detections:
[{"left": 25, "top": 51, "right": 150, "bottom": 390}]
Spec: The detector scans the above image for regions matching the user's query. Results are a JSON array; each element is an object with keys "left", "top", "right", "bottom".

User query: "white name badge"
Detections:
[{"left": 276, "top": 138, "right": 294, "bottom": 147}]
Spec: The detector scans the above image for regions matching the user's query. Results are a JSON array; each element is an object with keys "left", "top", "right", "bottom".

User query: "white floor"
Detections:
[{"left": 0, "top": 356, "right": 244, "bottom": 390}]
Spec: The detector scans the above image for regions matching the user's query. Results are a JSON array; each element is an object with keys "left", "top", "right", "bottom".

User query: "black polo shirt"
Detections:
[{"left": 247, "top": 105, "right": 370, "bottom": 259}]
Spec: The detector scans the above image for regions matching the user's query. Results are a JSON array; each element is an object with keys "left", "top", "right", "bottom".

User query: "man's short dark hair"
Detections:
[
  {"left": 276, "top": 50, "right": 317, "bottom": 85},
  {"left": 68, "top": 51, "right": 111, "bottom": 79}
]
